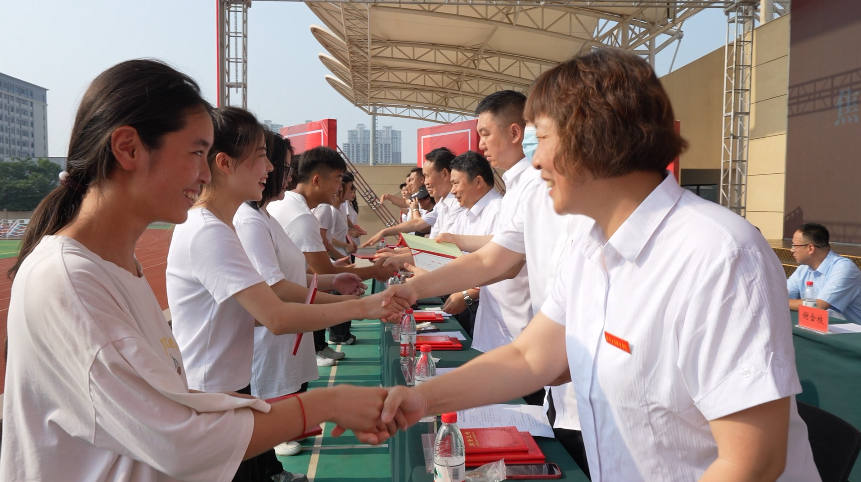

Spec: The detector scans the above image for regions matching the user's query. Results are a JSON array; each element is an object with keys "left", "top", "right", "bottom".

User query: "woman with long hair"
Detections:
[
  {"left": 167, "top": 106, "right": 405, "bottom": 480},
  {"left": 234, "top": 131, "right": 365, "bottom": 460},
  {"left": 1, "top": 60, "right": 400, "bottom": 481}
]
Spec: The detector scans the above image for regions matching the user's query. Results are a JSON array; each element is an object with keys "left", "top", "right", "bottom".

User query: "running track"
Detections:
[{"left": 0, "top": 228, "right": 172, "bottom": 392}]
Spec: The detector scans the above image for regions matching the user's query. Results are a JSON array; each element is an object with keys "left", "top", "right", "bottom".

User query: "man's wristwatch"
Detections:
[{"left": 462, "top": 290, "right": 474, "bottom": 306}]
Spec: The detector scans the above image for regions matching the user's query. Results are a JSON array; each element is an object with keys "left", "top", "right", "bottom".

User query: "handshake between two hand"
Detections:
[{"left": 328, "top": 385, "right": 429, "bottom": 445}]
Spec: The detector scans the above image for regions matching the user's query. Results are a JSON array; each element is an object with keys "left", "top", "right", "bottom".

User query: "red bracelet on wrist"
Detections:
[{"left": 296, "top": 395, "right": 307, "bottom": 436}]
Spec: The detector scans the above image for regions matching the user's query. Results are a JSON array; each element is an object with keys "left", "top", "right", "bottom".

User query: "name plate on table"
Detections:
[{"left": 799, "top": 305, "right": 829, "bottom": 334}]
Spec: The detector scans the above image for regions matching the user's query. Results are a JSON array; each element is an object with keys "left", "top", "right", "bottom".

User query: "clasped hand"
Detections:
[{"left": 349, "top": 385, "right": 430, "bottom": 444}]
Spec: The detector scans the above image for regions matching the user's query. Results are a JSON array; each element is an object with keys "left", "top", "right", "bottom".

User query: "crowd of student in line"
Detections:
[{"left": 0, "top": 48, "right": 829, "bottom": 482}]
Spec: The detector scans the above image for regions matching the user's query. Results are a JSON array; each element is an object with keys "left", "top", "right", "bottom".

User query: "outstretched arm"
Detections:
[
  {"left": 376, "top": 313, "right": 568, "bottom": 429},
  {"left": 361, "top": 218, "right": 431, "bottom": 247}
]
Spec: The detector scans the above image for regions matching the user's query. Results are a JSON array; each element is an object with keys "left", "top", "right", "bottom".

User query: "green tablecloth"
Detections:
[
  {"left": 792, "top": 312, "right": 861, "bottom": 481},
  {"left": 381, "top": 313, "right": 589, "bottom": 481}
]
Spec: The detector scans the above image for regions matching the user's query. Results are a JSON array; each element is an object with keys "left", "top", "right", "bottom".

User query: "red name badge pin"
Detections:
[
  {"left": 798, "top": 305, "right": 829, "bottom": 334},
  {"left": 604, "top": 331, "right": 631, "bottom": 354}
]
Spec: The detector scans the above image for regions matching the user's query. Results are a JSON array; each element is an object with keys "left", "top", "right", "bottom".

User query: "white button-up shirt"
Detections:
[
  {"left": 446, "top": 188, "right": 518, "bottom": 353},
  {"left": 491, "top": 160, "right": 588, "bottom": 431},
  {"left": 475, "top": 161, "right": 534, "bottom": 353},
  {"left": 425, "top": 192, "right": 465, "bottom": 240},
  {"left": 541, "top": 175, "right": 819, "bottom": 481}
]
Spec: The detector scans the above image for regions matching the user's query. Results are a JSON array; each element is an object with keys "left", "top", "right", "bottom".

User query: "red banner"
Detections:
[
  {"left": 416, "top": 119, "right": 480, "bottom": 167},
  {"left": 281, "top": 119, "right": 338, "bottom": 154}
]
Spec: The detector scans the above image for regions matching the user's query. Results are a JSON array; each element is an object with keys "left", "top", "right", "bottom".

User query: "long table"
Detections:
[
  {"left": 792, "top": 312, "right": 861, "bottom": 481},
  {"left": 381, "top": 304, "right": 589, "bottom": 481}
]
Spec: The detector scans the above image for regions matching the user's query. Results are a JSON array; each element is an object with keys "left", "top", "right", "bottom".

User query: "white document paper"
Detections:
[
  {"left": 829, "top": 323, "right": 861, "bottom": 334},
  {"left": 436, "top": 367, "right": 456, "bottom": 375},
  {"left": 456, "top": 404, "right": 555, "bottom": 438},
  {"left": 412, "top": 251, "right": 454, "bottom": 272},
  {"left": 436, "top": 330, "right": 467, "bottom": 341}
]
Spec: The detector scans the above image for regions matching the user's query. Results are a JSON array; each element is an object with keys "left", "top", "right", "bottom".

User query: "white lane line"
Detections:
[{"left": 305, "top": 345, "right": 342, "bottom": 481}]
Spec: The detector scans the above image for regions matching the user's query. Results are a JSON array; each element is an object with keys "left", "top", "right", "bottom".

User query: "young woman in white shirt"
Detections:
[
  {"left": 2, "top": 60, "right": 400, "bottom": 482},
  {"left": 233, "top": 131, "right": 368, "bottom": 460},
  {"left": 379, "top": 49, "right": 820, "bottom": 482},
  {"left": 167, "top": 106, "right": 406, "bottom": 481}
]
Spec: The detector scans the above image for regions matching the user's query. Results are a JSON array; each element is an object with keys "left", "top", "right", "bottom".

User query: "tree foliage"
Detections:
[{"left": 0, "top": 158, "right": 62, "bottom": 211}]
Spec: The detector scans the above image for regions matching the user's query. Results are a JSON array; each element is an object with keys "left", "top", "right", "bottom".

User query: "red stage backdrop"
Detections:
[
  {"left": 784, "top": 0, "right": 861, "bottom": 241},
  {"left": 281, "top": 119, "right": 338, "bottom": 154},
  {"left": 416, "top": 120, "right": 480, "bottom": 166}
]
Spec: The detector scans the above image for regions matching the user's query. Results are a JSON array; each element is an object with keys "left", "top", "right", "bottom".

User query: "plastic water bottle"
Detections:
[
  {"left": 400, "top": 309, "right": 417, "bottom": 385},
  {"left": 388, "top": 273, "right": 402, "bottom": 341},
  {"left": 803, "top": 281, "right": 817, "bottom": 307},
  {"left": 415, "top": 345, "right": 436, "bottom": 384},
  {"left": 434, "top": 412, "right": 466, "bottom": 482},
  {"left": 377, "top": 239, "right": 386, "bottom": 250},
  {"left": 415, "top": 345, "right": 437, "bottom": 423}
]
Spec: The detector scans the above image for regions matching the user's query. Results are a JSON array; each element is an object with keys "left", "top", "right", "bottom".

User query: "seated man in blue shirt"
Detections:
[{"left": 787, "top": 222, "right": 861, "bottom": 323}]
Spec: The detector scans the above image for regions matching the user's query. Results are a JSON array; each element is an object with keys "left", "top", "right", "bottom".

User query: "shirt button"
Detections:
[{"left": 740, "top": 368, "right": 751, "bottom": 378}]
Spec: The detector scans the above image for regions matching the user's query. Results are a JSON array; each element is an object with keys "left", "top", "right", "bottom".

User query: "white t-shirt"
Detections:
[
  {"left": 234, "top": 203, "right": 318, "bottom": 399},
  {"left": 1, "top": 236, "right": 264, "bottom": 482},
  {"left": 312, "top": 203, "right": 335, "bottom": 241},
  {"left": 329, "top": 204, "right": 350, "bottom": 257},
  {"left": 167, "top": 208, "right": 265, "bottom": 392},
  {"left": 541, "top": 175, "right": 820, "bottom": 482},
  {"left": 491, "top": 161, "right": 587, "bottom": 431},
  {"left": 340, "top": 201, "right": 360, "bottom": 245},
  {"left": 269, "top": 191, "right": 327, "bottom": 253}
]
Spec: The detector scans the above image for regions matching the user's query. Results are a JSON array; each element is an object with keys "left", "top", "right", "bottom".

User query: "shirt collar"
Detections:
[
  {"left": 580, "top": 173, "right": 684, "bottom": 263},
  {"left": 812, "top": 250, "right": 839, "bottom": 274},
  {"left": 503, "top": 157, "right": 530, "bottom": 184},
  {"left": 466, "top": 189, "right": 501, "bottom": 218}
]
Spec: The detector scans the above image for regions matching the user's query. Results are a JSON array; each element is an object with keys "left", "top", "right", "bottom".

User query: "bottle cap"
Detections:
[
  {"left": 441, "top": 412, "right": 457, "bottom": 423},
  {"left": 406, "top": 308, "right": 414, "bottom": 314},
  {"left": 420, "top": 345, "right": 432, "bottom": 353},
  {"left": 807, "top": 281, "right": 814, "bottom": 286}
]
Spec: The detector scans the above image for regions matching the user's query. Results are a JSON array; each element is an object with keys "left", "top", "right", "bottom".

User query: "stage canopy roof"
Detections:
[{"left": 307, "top": 1, "right": 713, "bottom": 123}]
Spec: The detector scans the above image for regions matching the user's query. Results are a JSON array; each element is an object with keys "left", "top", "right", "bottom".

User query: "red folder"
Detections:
[
  {"left": 462, "top": 426, "right": 528, "bottom": 454},
  {"left": 416, "top": 335, "right": 456, "bottom": 345},
  {"left": 465, "top": 431, "right": 545, "bottom": 467},
  {"left": 264, "top": 392, "right": 324, "bottom": 440},
  {"left": 414, "top": 312, "right": 443, "bottom": 321},
  {"left": 292, "top": 274, "right": 318, "bottom": 356}
]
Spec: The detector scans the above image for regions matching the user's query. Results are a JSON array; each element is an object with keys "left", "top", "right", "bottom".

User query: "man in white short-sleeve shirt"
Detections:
[
  {"left": 392, "top": 92, "right": 585, "bottom": 465},
  {"left": 362, "top": 148, "right": 464, "bottom": 246},
  {"left": 269, "top": 147, "right": 390, "bottom": 353}
]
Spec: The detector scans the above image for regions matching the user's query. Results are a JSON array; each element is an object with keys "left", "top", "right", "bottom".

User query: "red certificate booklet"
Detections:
[
  {"left": 462, "top": 426, "right": 528, "bottom": 454},
  {"left": 465, "top": 431, "right": 545, "bottom": 467}
]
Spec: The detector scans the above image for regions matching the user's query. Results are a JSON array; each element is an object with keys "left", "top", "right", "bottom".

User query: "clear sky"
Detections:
[{"left": 1, "top": 1, "right": 728, "bottom": 162}]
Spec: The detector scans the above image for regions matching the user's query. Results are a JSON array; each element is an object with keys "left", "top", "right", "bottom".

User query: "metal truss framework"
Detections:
[
  {"left": 217, "top": 0, "right": 251, "bottom": 108},
  {"left": 217, "top": 0, "right": 792, "bottom": 218},
  {"left": 719, "top": 0, "right": 790, "bottom": 216},
  {"left": 304, "top": 0, "right": 711, "bottom": 125}
]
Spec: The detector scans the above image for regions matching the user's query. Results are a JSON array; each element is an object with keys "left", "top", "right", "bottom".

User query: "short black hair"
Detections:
[
  {"left": 424, "top": 147, "right": 456, "bottom": 173},
  {"left": 296, "top": 146, "right": 346, "bottom": 183},
  {"left": 475, "top": 90, "right": 527, "bottom": 128},
  {"left": 451, "top": 151, "right": 494, "bottom": 186},
  {"left": 399, "top": 182, "right": 407, "bottom": 189},
  {"left": 410, "top": 166, "right": 425, "bottom": 178},
  {"left": 798, "top": 223, "right": 830, "bottom": 248}
]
